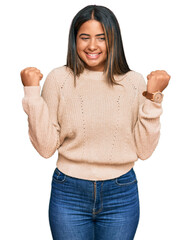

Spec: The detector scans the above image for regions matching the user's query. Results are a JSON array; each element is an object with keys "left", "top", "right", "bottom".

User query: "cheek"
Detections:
[
  {"left": 76, "top": 40, "right": 81, "bottom": 53},
  {"left": 76, "top": 42, "right": 85, "bottom": 59},
  {"left": 76, "top": 40, "right": 86, "bottom": 51},
  {"left": 102, "top": 46, "right": 107, "bottom": 58},
  {"left": 101, "top": 43, "right": 107, "bottom": 53}
]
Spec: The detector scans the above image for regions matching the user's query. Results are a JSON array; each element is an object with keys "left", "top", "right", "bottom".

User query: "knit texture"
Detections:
[{"left": 22, "top": 66, "right": 163, "bottom": 180}]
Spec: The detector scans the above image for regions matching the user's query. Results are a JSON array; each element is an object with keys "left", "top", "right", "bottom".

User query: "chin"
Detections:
[{"left": 84, "top": 61, "right": 105, "bottom": 70}]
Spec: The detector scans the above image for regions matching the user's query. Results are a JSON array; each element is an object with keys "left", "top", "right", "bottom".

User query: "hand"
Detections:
[
  {"left": 146, "top": 70, "right": 171, "bottom": 93},
  {"left": 20, "top": 67, "right": 43, "bottom": 86}
]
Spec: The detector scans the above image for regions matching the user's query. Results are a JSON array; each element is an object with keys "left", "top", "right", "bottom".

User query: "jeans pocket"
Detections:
[
  {"left": 115, "top": 168, "right": 137, "bottom": 186},
  {"left": 52, "top": 168, "right": 66, "bottom": 183}
]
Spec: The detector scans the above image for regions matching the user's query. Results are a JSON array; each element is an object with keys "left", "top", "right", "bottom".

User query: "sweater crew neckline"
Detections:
[{"left": 81, "top": 68, "right": 106, "bottom": 81}]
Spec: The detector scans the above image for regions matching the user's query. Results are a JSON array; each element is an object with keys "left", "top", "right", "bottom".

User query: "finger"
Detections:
[
  {"left": 161, "top": 70, "right": 171, "bottom": 78},
  {"left": 162, "top": 72, "right": 171, "bottom": 79},
  {"left": 39, "top": 73, "right": 43, "bottom": 78},
  {"left": 167, "top": 74, "right": 171, "bottom": 80},
  {"left": 161, "top": 70, "right": 169, "bottom": 74},
  {"left": 34, "top": 69, "right": 41, "bottom": 73}
]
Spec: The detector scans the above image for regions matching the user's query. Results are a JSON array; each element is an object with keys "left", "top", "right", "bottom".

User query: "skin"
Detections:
[
  {"left": 76, "top": 20, "right": 107, "bottom": 71},
  {"left": 147, "top": 70, "right": 170, "bottom": 93},
  {"left": 20, "top": 19, "right": 171, "bottom": 93},
  {"left": 20, "top": 67, "right": 42, "bottom": 86}
]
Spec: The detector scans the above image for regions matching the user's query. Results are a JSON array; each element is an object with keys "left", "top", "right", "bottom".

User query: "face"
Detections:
[{"left": 76, "top": 20, "right": 107, "bottom": 71}]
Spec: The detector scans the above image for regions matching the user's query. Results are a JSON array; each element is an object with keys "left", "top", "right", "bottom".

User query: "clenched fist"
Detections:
[
  {"left": 147, "top": 70, "right": 171, "bottom": 93},
  {"left": 20, "top": 67, "right": 43, "bottom": 86}
]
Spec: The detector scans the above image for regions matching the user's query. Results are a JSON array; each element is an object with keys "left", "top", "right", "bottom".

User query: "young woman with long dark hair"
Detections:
[{"left": 20, "top": 5, "right": 170, "bottom": 240}]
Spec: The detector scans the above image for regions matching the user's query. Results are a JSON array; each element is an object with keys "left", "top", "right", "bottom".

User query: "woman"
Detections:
[{"left": 21, "top": 5, "right": 170, "bottom": 240}]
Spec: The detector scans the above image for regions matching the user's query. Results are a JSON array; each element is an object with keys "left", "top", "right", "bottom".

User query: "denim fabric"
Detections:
[{"left": 49, "top": 167, "right": 140, "bottom": 240}]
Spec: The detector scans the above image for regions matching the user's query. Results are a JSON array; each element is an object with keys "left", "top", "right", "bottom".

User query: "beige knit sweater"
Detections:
[{"left": 22, "top": 66, "right": 162, "bottom": 180}]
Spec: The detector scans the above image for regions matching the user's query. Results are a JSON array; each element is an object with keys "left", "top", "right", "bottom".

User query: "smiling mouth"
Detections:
[{"left": 85, "top": 52, "right": 102, "bottom": 59}]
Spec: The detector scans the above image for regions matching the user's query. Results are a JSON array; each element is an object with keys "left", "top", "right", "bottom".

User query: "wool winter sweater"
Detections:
[{"left": 22, "top": 66, "right": 162, "bottom": 180}]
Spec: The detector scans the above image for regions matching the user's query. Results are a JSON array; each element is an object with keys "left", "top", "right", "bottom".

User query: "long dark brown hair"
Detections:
[{"left": 66, "top": 5, "right": 132, "bottom": 87}]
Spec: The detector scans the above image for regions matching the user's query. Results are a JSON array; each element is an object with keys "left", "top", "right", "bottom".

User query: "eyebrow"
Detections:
[{"left": 79, "top": 33, "right": 105, "bottom": 37}]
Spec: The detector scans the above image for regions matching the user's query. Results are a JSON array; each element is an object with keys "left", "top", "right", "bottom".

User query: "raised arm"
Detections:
[
  {"left": 133, "top": 70, "right": 170, "bottom": 160},
  {"left": 21, "top": 67, "right": 60, "bottom": 158}
]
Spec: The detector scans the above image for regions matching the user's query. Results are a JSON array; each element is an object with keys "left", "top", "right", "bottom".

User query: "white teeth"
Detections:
[{"left": 87, "top": 53, "right": 100, "bottom": 56}]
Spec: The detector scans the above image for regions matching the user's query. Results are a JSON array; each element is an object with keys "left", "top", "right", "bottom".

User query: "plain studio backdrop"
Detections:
[{"left": 0, "top": 0, "right": 190, "bottom": 239}]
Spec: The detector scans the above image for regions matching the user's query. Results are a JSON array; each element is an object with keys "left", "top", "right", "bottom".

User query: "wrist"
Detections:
[
  {"left": 23, "top": 83, "right": 40, "bottom": 87},
  {"left": 142, "top": 90, "right": 163, "bottom": 103}
]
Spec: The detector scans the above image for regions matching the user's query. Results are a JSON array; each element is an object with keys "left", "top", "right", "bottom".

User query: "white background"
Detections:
[{"left": 1, "top": 0, "right": 191, "bottom": 239}]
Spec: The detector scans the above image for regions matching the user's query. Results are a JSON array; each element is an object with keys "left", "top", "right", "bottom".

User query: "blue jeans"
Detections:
[{"left": 49, "top": 167, "right": 140, "bottom": 240}]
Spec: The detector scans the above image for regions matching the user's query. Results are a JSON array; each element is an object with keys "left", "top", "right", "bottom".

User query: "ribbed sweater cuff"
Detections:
[
  {"left": 23, "top": 86, "right": 41, "bottom": 97},
  {"left": 141, "top": 98, "right": 163, "bottom": 118}
]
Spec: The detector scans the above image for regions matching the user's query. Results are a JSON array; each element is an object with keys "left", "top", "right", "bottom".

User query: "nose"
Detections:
[{"left": 88, "top": 38, "right": 97, "bottom": 51}]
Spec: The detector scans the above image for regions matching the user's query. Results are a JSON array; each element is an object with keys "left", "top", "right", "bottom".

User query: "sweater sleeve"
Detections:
[
  {"left": 133, "top": 73, "right": 163, "bottom": 160},
  {"left": 22, "top": 70, "right": 60, "bottom": 158}
]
